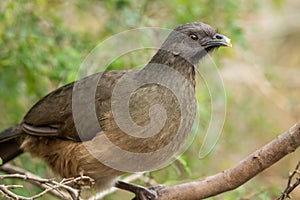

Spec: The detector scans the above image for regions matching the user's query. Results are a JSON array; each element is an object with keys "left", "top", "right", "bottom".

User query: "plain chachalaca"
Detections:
[{"left": 0, "top": 22, "right": 231, "bottom": 200}]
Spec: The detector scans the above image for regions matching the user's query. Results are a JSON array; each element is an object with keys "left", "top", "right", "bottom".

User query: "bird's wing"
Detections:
[{"left": 22, "top": 70, "right": 128, "bottom": 141}]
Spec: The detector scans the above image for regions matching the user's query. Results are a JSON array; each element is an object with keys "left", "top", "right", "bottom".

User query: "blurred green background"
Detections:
[{"left": 0, "top": 0, "right": 299, "bottom": 199}]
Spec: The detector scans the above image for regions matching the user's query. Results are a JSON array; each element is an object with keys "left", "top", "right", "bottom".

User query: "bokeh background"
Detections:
[{"left": 0, "top": 0, "right": 299, "bottom": 199}]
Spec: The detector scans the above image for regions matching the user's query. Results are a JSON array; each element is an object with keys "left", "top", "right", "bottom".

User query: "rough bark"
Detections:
[{"left": 157, "top": 121, "right": 300, "bottom": 200}]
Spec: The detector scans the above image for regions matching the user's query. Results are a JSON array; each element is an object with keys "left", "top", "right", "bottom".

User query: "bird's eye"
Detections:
[{"left": 189, "top": 34, "right": 198, "bottom": 40}]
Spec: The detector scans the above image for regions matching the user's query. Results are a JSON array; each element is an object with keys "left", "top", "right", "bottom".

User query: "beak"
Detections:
[{"left": 201, "top": 33, "right": 232, "bottom": 49}]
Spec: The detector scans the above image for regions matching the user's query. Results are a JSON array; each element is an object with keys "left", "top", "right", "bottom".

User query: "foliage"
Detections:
[{"left": 0, "top": 0, "right": 92, "bottom": 126}]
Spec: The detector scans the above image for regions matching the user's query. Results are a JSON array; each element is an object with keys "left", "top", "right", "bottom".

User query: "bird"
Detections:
[{"left": 0, "top": 22, "right": 231, "bottom": 200}]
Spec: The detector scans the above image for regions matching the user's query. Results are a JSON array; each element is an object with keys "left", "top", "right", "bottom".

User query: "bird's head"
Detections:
[{"left": 159, "top": 22, "right": 232, "bottom": 65}]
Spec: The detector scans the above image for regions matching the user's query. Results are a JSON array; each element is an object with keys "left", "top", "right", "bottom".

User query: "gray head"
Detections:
[{"left": 160, "top": 22, "right": 231, "bottom": 65}]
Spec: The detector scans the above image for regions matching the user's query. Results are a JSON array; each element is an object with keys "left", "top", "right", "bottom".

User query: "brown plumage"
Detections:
[{"left": 0, "top": 22, "right": 231, "bottom": 200}]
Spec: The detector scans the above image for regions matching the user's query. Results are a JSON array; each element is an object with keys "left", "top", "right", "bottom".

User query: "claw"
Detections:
[{"left": 115, "top": 180, "right": 164, "bottom": 200}]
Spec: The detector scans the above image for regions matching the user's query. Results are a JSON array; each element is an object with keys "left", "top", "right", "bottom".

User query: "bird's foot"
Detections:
[
  {"left": 131, "top": 184, "right": 164, "bottom": 200},
  {"left": 115, "top": 180, "right": 164, "bottom": 200}
]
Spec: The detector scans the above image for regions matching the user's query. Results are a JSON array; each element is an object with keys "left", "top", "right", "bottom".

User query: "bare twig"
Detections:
[
  {"left": 0, "top": 164, "right": 70, "bottom": 199},
  {"left": 0, "top": 164, "right": 94, "bottom": 200},
  {"left": 276, "top": 161, "right": 300, "bottom": 200},
  {"left": 156, "top": 121, "right": 300, "bottom": 200}
]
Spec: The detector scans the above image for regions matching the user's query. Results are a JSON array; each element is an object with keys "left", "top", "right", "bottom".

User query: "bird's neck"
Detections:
[{"left": 143, "top": 50, "right": 196, "bottom": 88}]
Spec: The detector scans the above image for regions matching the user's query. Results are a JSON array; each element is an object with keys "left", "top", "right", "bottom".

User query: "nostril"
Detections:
[{"left": 214, "top": 34, "right": 223, "bottom": 40}]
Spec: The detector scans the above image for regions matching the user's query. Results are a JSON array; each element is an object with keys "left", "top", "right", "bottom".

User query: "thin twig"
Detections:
[
  {"left": 0, "top": 164, "right": 94, "bottom": 200},
  {"left": 0, "top": 164, "right": 69, "bottom": 199},
  {"left": 276, "top": 161, "right": 300, "bottom": 200}
]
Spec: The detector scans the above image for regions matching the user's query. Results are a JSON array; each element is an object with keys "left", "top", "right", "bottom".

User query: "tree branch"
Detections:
[{"left": 156, "top": 121, "right": 300, "bottom": 200}]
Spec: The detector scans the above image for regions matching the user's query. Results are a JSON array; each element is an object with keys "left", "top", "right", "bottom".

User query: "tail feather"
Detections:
[{"left": 0, "top": 125, "right": 23, "bottom": 163}]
